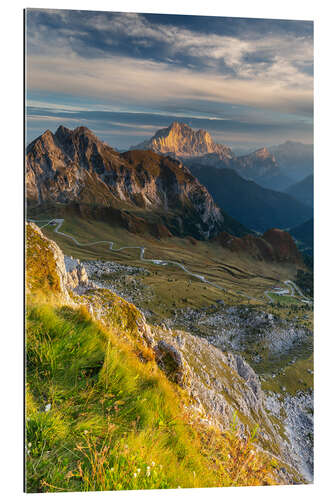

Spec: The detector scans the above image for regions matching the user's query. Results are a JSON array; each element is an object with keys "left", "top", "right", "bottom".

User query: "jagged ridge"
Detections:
[
  {"left": 132, "top": 122, "right": 284, "bottom": 186},
  {"left": 26, "top": 126, "right": 227, "bottom": 240},
  {"left": 132, "top": 121, "right": 234, "bottom": 161}
]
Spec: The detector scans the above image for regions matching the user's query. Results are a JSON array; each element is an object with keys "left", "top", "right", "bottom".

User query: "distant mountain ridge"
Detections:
[
  {"left": 269, "top": 141, "right": 313, "bottom": 183},
  {"left": 26, "top": 125, "right": 246, "bottom": 240},
  {"left": 189, "top": 166, "right": 312, "bottom": 232},
  {"left": 132, "top": 121, "right": 307, "bottom": 189},
  {"left": 284, "top": 174, "right": 313, "bottom": 208}
]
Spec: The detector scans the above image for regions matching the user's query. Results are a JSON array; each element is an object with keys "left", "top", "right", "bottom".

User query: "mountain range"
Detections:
[
  {"left": 269, "top": 141, "right": 313, "bottom": 183},
  {"left": 132, "top": 121, "right": 312, "bottom": 190},
  {"left": 26, "top": 125, "right": 246, "bottom": 240},
  {"left": 26, "top": 124, "right": 312, "bottom": 264}
]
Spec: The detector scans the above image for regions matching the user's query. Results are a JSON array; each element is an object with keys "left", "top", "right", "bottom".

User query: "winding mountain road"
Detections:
[
  {"left": 29, "top": 218, "right": 232, "bottom": 292},
  {"left": 28, "top": 218, "right": 310, "bottom": 304}
]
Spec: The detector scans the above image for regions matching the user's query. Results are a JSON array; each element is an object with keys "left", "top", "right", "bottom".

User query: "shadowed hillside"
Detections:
[{"left": 188, "top": 166, "right": 312, "bottom": 232}]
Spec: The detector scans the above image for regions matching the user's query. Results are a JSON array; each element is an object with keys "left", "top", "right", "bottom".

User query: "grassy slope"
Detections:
[
  {"left": 28, "top": 214, "right": 313, "bottom": 402},
  {"left": 26, "top": 303, "right": 276, "bottom": 492},
  {"left": 25, "top": 222, "right": 278, "bottom": 492},
  {"left": 29, "top": 215, "right": 313, "bottom": 388}
]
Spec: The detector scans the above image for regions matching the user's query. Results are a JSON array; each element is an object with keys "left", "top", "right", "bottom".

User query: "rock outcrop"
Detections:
[
  {"left": 64, "top": 256, "right": 89, "bottom": 292},
  {"left": 26, "top": 222, "right": 91, "bottom": 300}
]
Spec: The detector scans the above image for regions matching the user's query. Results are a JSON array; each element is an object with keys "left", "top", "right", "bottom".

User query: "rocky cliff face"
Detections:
[
  {"left": 26, "top": 126, "right": 225, "bottom": 240},
  {"left": 133, "top": 121, "right": 234, "bottom": 161}
]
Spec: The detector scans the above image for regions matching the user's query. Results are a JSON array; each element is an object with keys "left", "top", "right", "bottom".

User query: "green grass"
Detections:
[
  {"left": 267, "top": 293, "right": 303, "bottom": 306},
  {"left": 26, "top": 303, "right": 276, "bottom": 492},
  {"left": 262, "top": 353, "right": 314, "bottom": 395}
]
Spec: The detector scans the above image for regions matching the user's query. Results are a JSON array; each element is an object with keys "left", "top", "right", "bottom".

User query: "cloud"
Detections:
[
  {"left": 26, "top": 10, "right": 313, "bottom": 116},
  {"left": 26, "top": 11, "right": 313, "bottom": 78},
  {"left": 27, "top": 50, "right": 312, "bottom": 116},
  {"left": 25, "top": 10, "right": 313, "bottom": 148}
]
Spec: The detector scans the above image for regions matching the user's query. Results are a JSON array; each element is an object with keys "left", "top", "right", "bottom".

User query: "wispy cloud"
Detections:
[
  {"left": 25, "top": 9, "right": 313, "bottom": 149},
  {"left": 27, "top": 52, "right": 312, "bottom": 116}
]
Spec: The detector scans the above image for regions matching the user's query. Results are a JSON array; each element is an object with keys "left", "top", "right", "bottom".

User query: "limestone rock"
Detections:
[
  {"left": 153, "top": 340, "right": 188, "bottom": 387},
  {"left": 26, "top": 222, "right": 90, "bottom": 300}
]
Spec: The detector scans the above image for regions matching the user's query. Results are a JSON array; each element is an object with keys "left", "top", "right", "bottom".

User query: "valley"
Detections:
[
  {"left": 29, "top": 213, "right": 313, "bottom": 388},
  {"left": 25, "top": 123, "right": 314, "bottom": 487},
  {"left": 29, "top": 213, "right": 311, "bottom": 312}
]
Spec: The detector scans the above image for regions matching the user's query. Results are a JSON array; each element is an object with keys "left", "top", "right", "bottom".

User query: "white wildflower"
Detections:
[
  {"left": 133, "top": 473, "right": 137, "bottom": 478},
  {"left": 137, "top": 468, "right": 141, "bottom": 474},
  {"left": 44, "top": 403, "right": 51, "bottom": 412}
]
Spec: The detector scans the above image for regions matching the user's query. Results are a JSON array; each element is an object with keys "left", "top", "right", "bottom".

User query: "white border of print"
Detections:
[{"left": 1, "top": 1, "right": 332, "bottom": 499}]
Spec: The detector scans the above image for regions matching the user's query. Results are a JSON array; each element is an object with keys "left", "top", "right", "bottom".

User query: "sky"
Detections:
[{"left": 25, "top": 9, "right": 313, "bottom": 153}]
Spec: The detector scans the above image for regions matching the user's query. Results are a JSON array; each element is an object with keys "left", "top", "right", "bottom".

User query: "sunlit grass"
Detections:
[{"left": 26, "top": 302, "right": 276, "bottom": 492}]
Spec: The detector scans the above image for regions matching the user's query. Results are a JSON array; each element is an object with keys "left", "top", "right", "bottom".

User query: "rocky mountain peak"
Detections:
[
  {"left": 55, "top": 125, "right": 100, "bottom": 144},
  {"left": 233, "top": 146, "right": 278, "bottom": 180},
  {"left": 132, "top": 121, "right": 233, "bottom": 160},
  {"left": 55, "top": 124, "right": 72, "bottom": 137},
  {"left": 249, "top": 147, "right": 276, "bottom": 162},
  {"left": 168, "top": 121, "right": 190, "bottom": 132},
  {"left": 26, "top": 126, "right": 227, "bottom": 240}
]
